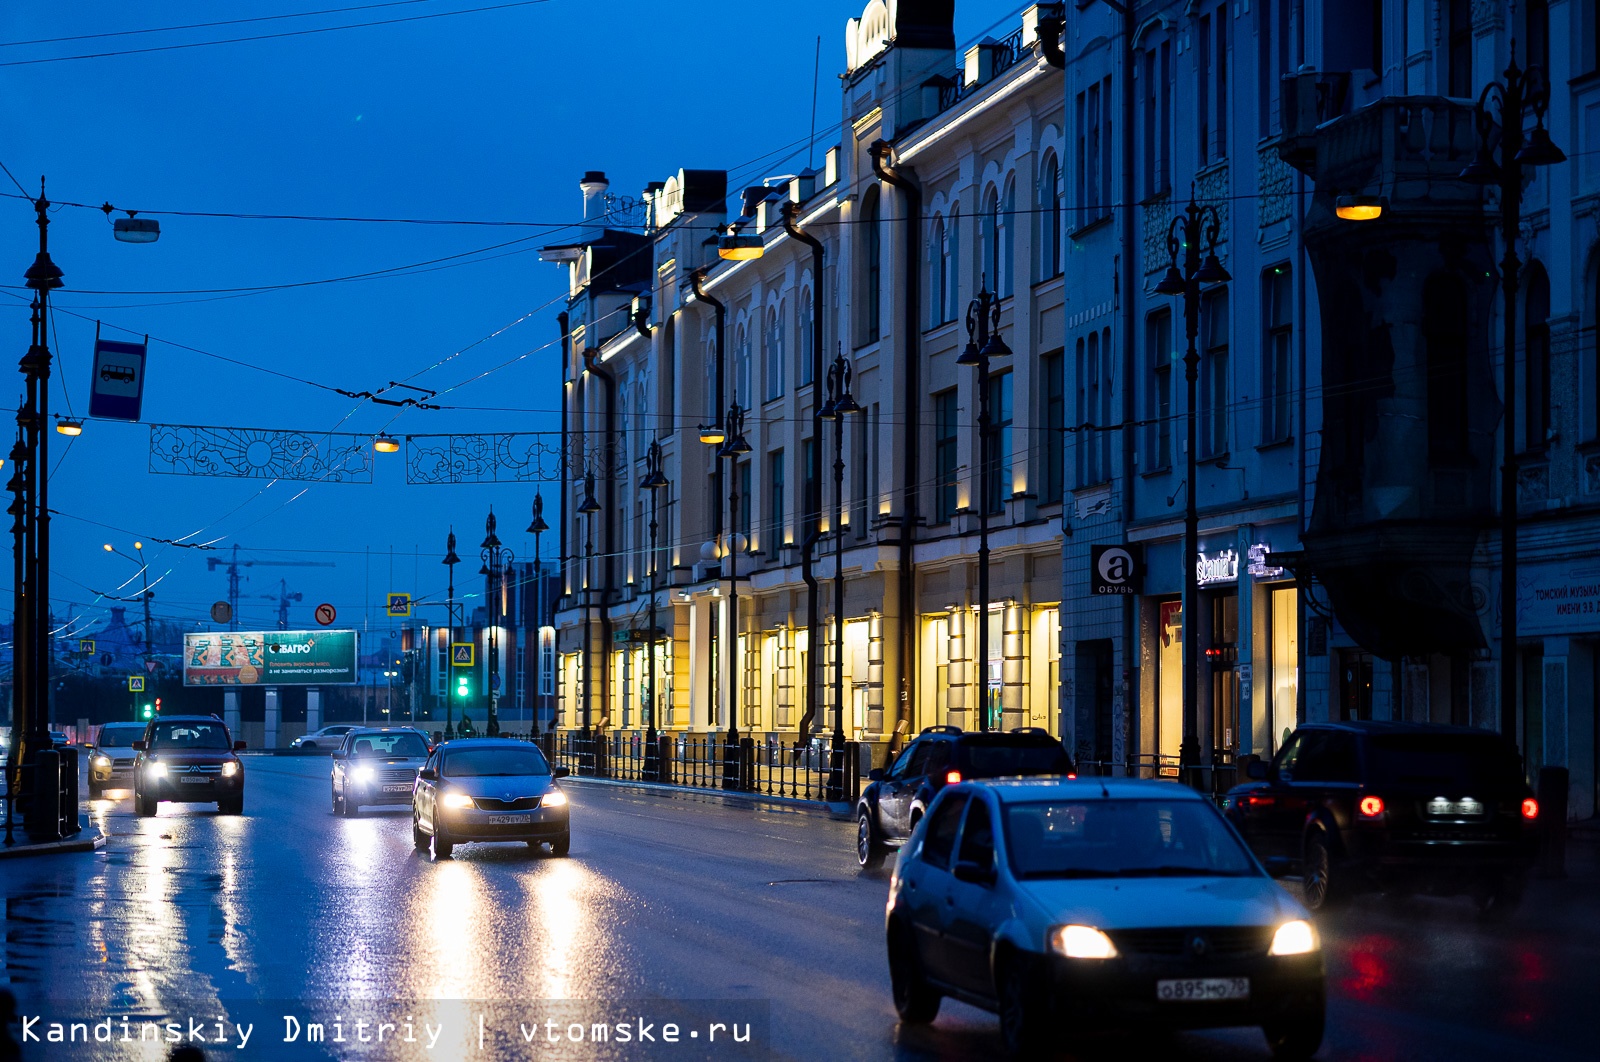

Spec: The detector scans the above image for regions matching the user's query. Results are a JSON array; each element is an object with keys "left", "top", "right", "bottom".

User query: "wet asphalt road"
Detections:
[{"left": 2, "top": 755, "right": 1597, "bottom": 1061}]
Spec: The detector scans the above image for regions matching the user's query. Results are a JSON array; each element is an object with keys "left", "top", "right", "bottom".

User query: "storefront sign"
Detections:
[
  {"left": 1247, "top": 544, "right": 1287, "bottom": 580},
  {"left": 1196, "top": 548, "right": 1239, "bottom": 586},
  {"left": 183, "top": 630, "right": 359, "bottom": 686},
  {"left": 1517, "top": 563, "right": 1600, "bottom": 636},
  {"left": 1091, "top": 544, "right": 1142, "bottom": 595}
]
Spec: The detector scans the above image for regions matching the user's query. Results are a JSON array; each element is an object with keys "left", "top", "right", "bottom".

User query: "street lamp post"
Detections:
[
  {"left": 1457, "top": 44, "right": 1566, "bottom": 749},
  {"left": 957, "top": 283, "right": 1012, "bottom": 732},
  {"left": 578, "top": 472, "right": 602, "bottom": 757},
  {"left": 527, "top": 494, "right": 549, "bottom": 736},
  {"left": 442, "top": 530, "right": 461, "bottom": 738},
  {"left": 4, "top": 441, "right": 22, "bottom": 847},
  {"left": 713, "top": 404, "right": 751, "bottom": 789},
  {"left": 480, "top": 509, "right": 513, "bottom": 737},
  {"left": 1155, "top": 193, "right": 1231, "bottom": 788},
  {"left": 103, "top": 541, "right": 154, "bottom": 691},
  {"left": 818, "top": 347, "right": 861, "bottom": 800},
  {"left": 640, "top": 440, "right": 670, "bottom": 781}
]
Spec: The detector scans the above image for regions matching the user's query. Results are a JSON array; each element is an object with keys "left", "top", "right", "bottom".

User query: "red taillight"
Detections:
[
  {"left": 945, "top": 770, "right": 962, "bottom": 785},
  {"left": 1522, "top": 798, "right": 1539, "bottom": 821},
  {"left": 1358, "top": 795, "right": 1385, "bottom": 818},
  {"left": 1066, "top": 773, "right": 1077, "bottom": 780}
]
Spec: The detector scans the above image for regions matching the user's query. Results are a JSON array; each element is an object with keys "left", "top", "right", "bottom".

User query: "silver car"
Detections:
[
  {"left": 411, "top": 738, "right": 571, "bottom": 859},
  {"left": 293, "top": 724, "right": 358, "bottom": 751},
  {"left": 89, "top": 722, "right": 148, "bottom": 796},
  {"left": 331, "top": 727, "right": 431, "bottom": 816}
]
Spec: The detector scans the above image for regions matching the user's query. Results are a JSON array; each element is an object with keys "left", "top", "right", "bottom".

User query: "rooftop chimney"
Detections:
[{"left": 580, "top": 170, "right": 610, "bottom": 224}]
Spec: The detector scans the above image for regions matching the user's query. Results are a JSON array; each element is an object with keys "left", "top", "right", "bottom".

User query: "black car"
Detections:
[
  {"left": 132, "top": 715, "right": 247, "bottom": 816},
  {"left": 856, "top": 726, "right": 1075, "bottom": 869},
  {"left": 1223, "top": 721, "right": 1539, "bottom": 913}
]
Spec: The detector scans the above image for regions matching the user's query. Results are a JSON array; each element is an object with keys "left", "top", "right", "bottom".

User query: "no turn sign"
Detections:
[{"left": 314, "top": 602, "right": 337, "bottom": 626}]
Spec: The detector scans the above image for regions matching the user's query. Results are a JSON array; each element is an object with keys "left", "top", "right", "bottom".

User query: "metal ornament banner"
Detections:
[
  {"left": 149, "top": 424, "right": 374, "bottom": 483},
  {"left": 405, "top": 433, "right": 624, "bottom": 485}
]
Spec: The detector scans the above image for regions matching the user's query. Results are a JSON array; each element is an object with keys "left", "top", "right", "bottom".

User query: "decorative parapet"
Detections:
[
  {"left": 1141, "top": 193, "right": 1173, "bottom": 276},
  {"left": 1258, "top": 143, "right": 1294, "bottom": 234},
  {"left": 1196, "top": 163, "right": 1230, "bottom": 246}
]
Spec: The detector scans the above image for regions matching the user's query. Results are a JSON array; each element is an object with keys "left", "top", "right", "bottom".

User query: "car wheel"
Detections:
[
  {"left": 136, "top": 789, "right": 157, "bottom": 817},
  {"left": 1301, "top": 833, "right": 1345, "bottom": 911},
  {"left": 218, "top": 795, "right": 243, "bottom": 815},
  {"left": 886, "top": 922, "right": 940, "bottom": 1024},
  {"left": 88, "top": 781, "right": 103, "bottom": 799},
  {"left": 432, "top": 830, "right": 454, "bottom": 859},
  {"left": 997, "top": 957, "right": 1048, "bottom": 1058},
  {"left": 857, "top": 810, "right": 887, "bottom": 870},
  {"left": 412, "top": 816, "right": 430, "bottom": 852},
  {"left": 331, "top": 786, "right": 342, "bottom": 815},
  {"left": 549, "top": 832, "right": 571, "bottom": 857},
  {"left": 340, "top": 792, "right": 359, "bottom": 817},
  {"left": 1262, "top": 1010, "right": 1325, "bottom": 1060},
  {"left": 301, "top": 742, "right": 317, "bottom": 750}
]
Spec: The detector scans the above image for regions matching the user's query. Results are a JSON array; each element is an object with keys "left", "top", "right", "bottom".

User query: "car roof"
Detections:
[
  {"left": 152, "top": 715, "right": 228, "bottom": 724},
  {"left": 438, "top": 738, "right": 539, "bottom": 750},
  {"left": 959, "top": 777, "right": 1210, "bottom": 803},
  {"left": 346, "top": 726, "right": 423, "bottom": 734},
  {"left": 1294, "top": 720, "right": 1506, "bottom": 739},
  {"left": 914, "top": 728, "right": 1064, "bottom": 745}
]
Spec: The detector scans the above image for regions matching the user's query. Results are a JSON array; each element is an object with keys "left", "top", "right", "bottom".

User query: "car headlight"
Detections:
[
  {"left": 221, "top": 761, "right": 239, "bottom": 778},
  {"left": 440, "top": 791, "right": 475, "bottom": 810},
  {"left": 93, "top": 755, "right": 111, "bottom": 768},
  {"left": 1050, "top": 925, "right": 1118, "bottom": 959},
  {"left": 1269, "top": 920, "right": 1319, "bottom": 956},
  {"left": 146, "top": 762, "right": 167, "bottom": 778},
  {"left": 353, "top": 766, "right": 375, "bottom": 783},
  {"left": 541, "top": 790, "right": 568, "bottom": 808}
]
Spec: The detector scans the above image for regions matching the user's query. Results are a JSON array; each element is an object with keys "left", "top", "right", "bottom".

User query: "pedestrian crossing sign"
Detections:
[
  {"left": 79, "top": 639, "right": 95, "bottom": 655},
  {"left": 451, "top": 642, "right": 474, "bottom": 667},
  {"left": 386, "top": 592, "right": 411, "bottom": 618},
  {"left": 127, "top": 675, "right": 145, "bottom": 692}
]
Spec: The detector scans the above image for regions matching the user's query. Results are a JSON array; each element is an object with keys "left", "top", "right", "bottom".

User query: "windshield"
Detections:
[
  {"left": 1367, "top": 734, "right": 1524, "bottom": 790},
  {"left": 442, "top": 746, "right": 551, "bottom": 778},
  {"left": 97, "top": 726, "right": 145, "bottom": 748},
  {"left": 148, "top": 721, "right": 232, "bottom": 751},
  {"left": 1005, "top": 798, "right": 1256, "bottom": 879},
  {"left": 963, "top": 742, "right": 1072, "bottom": 778},
  {"left": 349, "top": 732, "right": 429, "bottom": 758}
]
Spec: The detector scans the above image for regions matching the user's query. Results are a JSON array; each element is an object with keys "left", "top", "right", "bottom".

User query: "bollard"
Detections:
[
  {"left": 1537, "top": 766, "right": 1569, "bottom": 880},
  {"left": 656, "top": 734, "right": 674, "bottom": 785},
  {"left": 58, "top": 746, "right": 80, "bottom": 837},
  {"left": 27, "top": 748, "right": 63, "bottom": 843}
]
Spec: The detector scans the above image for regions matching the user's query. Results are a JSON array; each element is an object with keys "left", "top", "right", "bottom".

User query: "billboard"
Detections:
[{"left": 184, "top": 630, "right": 359, "bottom": 687}]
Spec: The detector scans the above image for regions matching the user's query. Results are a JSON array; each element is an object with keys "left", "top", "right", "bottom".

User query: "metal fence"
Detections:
[{"left": 1075, "top": 754, "right": 1241, "bottom": 802}]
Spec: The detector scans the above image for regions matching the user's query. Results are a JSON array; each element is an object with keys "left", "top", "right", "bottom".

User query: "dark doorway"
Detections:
[
  {"left": 1339, "top": 649, "right": 1374, "bottom": 721},
  {"left": 1075, "top": 639, "right": 1115, "bottom": 766}
]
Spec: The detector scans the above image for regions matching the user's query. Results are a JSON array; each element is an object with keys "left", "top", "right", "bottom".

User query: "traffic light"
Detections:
[
  {"left": 154, "top": 697, "right": 161, "bottom": 713},
  {"left": 141, "top": 703, "right": 153, "bottom": 720},
  {"left": 455, "top": 675, "right": 470, "bottom": 700}
]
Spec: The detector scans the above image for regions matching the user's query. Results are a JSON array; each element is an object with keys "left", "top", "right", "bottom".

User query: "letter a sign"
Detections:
[{"left": 451, "top": 642, "right": 474, "bottom": 667}]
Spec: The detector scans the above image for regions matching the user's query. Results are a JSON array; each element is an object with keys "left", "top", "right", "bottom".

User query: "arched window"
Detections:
[
  {"left": 947, "top": 202, "right": 960, "bottom": 320},
  {"left": 861, "top": 185, "right": 882, "bottom": 344},
  {"left": 1525, "top": 262, "right": 1551, "bottom": 449},
  {"left": 705, "top": 336, "right": 719, "bottom": 426},
  {"left": 734, "top": 321, "right": 752, "bottom": 409},
  {"left": 798, "top": 282, "right": 815, "bottom": 386},
  {"left": 1423, "top": 271, "right": 1470, "bottom": 460},
  {"left": 1039, "top": 155, "right": 1062, "bottom": 279},
  {"left": 981, "top": 186, "right": 1000, "bottom": 294},
  {"left": 927, "top": 214, "right": 947, "bottom": 329},
  {"left": 765, "top": 304, "right": 785, "bottom": 401},
  {"left": 617, "top": 382, "right": 629, "bottom": 467},
  {"left": 999, "top": 177, "right": 1016, "bottom": 297}
]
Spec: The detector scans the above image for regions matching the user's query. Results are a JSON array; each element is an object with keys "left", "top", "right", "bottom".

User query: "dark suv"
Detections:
[
  {"left": 132, "top": 714, "right": 247, "bottom": 816},
  {"left": 1223, "top": 721, "right": 1539, "bottom": 914},
  {"left": 855, "top": 726, "right": 1074, "bottom": 869}
]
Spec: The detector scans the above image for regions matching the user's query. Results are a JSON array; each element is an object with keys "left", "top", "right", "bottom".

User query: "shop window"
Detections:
[
  {"left": 1338, "top": 649, "right": 1374, "bottom": 721},
  {"left": 1269, "top": 587, "right": 1298, "bottom": 754},
  {"left": 1157, "top": 600, "right": 1184, "bottom": 766}
]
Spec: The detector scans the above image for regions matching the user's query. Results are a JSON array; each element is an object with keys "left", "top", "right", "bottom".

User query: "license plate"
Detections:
[
  {"left": 487, "top": 814, "right": 528, "bottom": 825},
  {"left": 1427, "top": 798, "right": 1484, "bottom": 817},
  {"left": 382, "top": 783, "right": 411, "bottom": 793},
  {"left": 1157, "top": 978, "right": 1249, "bottom": 1002},
  {"left": 179, "top": 776, "right": 209, "bottom": 784}
]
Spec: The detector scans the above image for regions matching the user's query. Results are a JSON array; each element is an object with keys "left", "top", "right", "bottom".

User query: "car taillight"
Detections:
[
  {"left": 1066, "top": 773, "right": 1077, "bottom": 780},
  {"left": 944, "top": 770, "right": 961, "bottom": 785},
  {"left": 1358, "top": 795, "right": 1385, "bottom": 818},
  {"left": 1521, "top": 798, "right": 1539, "bottom": 821}
]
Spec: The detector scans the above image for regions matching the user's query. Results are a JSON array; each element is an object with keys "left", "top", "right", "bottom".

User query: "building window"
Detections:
[
  {"left": 999, "top": 178, "right": 1015, "bottom": 297},
  {"left": 1525, "top": 0, "right": 1549, "bottom": 76},
  {"left": 1077, "top": 77, "right": 1112, "bottom": 221},
  {"left": 737, "top": 460, "right": 752, "bottom": 543},
  {"left": 1145, "top": 310, "right": 1173, "bottom": 470},
  {"left": 1199, "top": 11, "right": 1227, "bottom": 164},
  {"left": 1258, "top": 0, "right": 1292, "bottom": 136},
  {"left": 734, "top": 322, "right": 751, "bottom": 408},
  {"left": 764, "top": 305, "right": 785, "bottom": 402},
  {"left": 861, "top": 185, "right": 882, "bottom": 344},
  {"left": 928, "top": 214, "right": 947, "bottom": 328},
  {"left": 1038, "top": 156, "right": 1062, "bottom": 280},
  {"left": 1526, "top": 262, "right": 1552, "bottom": 450},
  {"left": 1263, "top": 266, "right": 1292, "bottom": 444},
  {"left": 1200, "top": 288, "right": 1229, "bottom": 457},
  {"left": 1448, "top": 0, "right": 1473, "bottom": 97},
  {"left": 1424, "top": 272, "right": 1471, "bottom": 461},
  {"left": 987, "top": 372, "right": 1014, "bottom": 514},
  {"left": 798, "top": 284, "right": 814, "bottom": 386},
  {"left": 803, "top": 437, "right": 819, "bottom": 542},
  {"left": 981, "top": 186, "right": 1001, "bottom": 293},
  {"left": 767, "top": 450, "right": 785, "bottom": 557},
  {"left": 935, "top": 390, "right": 959, "bottom": 523},
  {"left": 1142, "top": 44, "right": 1173, "bottom": 197},
  {"left": 853, "top": 406, "right": 869, "bottom": 539},
  {"left": 1041, "top": 350, "right": 1065, "bottom": 504},
  {"left": 1076, "top": 334, "right": 1111, "bottom": 486},
  {"left": 947, "top": 203, "right": 961, "bottom": 320}
]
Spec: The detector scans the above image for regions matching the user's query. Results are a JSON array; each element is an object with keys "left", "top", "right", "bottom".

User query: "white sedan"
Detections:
[{"left": 291, "top": 724, "right": 358, "bottom": 751}]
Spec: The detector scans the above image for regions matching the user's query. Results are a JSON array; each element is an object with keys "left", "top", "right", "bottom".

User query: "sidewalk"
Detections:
[
  {"left": 0, "top": 815, "right": 105, "bottom": 860},
  {"left": 562, "top": 773, "right": 855, "bottom": 821}
]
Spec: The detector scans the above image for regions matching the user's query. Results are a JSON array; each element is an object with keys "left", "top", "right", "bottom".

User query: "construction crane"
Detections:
[
  {"left": 258, "top": 579, "right": 305, "bottom": 630},
  {"left": 207, "top": 544, "right": 334, "bottom": 629}
]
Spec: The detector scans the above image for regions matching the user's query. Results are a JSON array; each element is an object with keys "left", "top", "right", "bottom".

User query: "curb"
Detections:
[
  {"left": 562, "top": 775, "right": 855, "bottom": 821},
  {"left": 0, "top": 826, "right": 106, "bottom": 860}
]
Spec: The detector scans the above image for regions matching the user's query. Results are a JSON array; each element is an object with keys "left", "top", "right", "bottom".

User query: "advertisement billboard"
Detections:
[{"left": 183, "top": 630, "right": 359, "bottom": 687}]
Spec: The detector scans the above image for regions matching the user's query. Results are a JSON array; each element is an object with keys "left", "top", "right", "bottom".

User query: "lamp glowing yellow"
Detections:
[{"left": 1335, "top": 195, "right": 1386, "bottom": 221}]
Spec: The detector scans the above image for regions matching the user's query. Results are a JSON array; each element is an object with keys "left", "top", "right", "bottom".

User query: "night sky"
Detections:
[{"left": 0, "top": 1, "right": 1001, "bottom": 640}]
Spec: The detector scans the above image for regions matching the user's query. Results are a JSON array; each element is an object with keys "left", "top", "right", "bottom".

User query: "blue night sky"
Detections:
[{"left": 0, "top": 1, "right": 1001, "bottom": 639}]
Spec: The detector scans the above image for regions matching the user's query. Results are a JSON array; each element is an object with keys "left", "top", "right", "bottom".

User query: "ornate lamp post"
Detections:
[
  {"left": 441, "top": 530, "right": 461, "bottom": 737},
  {"left": 479, "top": 510, "right": 513, "bottom": 737},
  {"left": 1457, "top": 44, "right": 1565, "bottom": 749},
  {"left": 526, "top": 493, "right": 549, "bottom": 735},
  {"left": 818, "top": 347, "right": 862, "bottom": 799},
  {"left": 640, "top": 439, "right": 670, "bottom": 780},
  {"left": 957, "top": 282, "right": 1012, "bottom": 731},
  {"left": 578, "top": 472, "right": 602, "bottom": 748},
  {"left": 1154, "top": 193, "right": 1231, "bottom": 787},
  {"left": 712, "top": 404, "right": 752, "bottom": 788}
]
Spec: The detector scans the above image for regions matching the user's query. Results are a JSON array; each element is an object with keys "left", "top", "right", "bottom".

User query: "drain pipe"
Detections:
[
  {"left": 782, "top": 201, "right": 826, "bottom": 743},
  {"left": 1037, "top": 3, "right": 1066, "bottom": 68},
  {"left": 583, "top": 345, "right": 618, "bottom": 731},
  {"left": 871, "top": 140, "right": 921, "bottom": 748}
]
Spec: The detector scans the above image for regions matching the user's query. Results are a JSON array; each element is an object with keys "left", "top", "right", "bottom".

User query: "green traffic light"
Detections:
[{"left": 141, "top": 703, "right": 153, "bottom": 719}]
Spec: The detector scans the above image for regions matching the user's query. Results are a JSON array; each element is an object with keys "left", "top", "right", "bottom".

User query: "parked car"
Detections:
[
  {"left": 857, "top": 726, "right": 1075, "bottom": 869},
  {"left": 88, "top": 722, "right": 150, "bottom": 796},
  {"left": 331, "top": 727, "right": 432, "bottom": 816},
  {"left": 1223, "top": 721, "right": 1539, "bottom": 914},
  {"left": 411, "top": 738, "right": 570, "bottom": 859},
  {"left": 886, "top": 778, "right": 1325, "bottom": 1059},
  {"left": 292, "top": 724, "right": 359, "bottom": 751},
  {"left": 49, "top": 731, "right": 70, "bottom": 748},
  {"left": 132, "top": 715, "right": 247, "bottom": 816}
]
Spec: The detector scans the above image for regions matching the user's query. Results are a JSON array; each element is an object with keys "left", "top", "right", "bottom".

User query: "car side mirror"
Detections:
[
  {"left": 330, "top": 750, "right": 344, "bottom": 760},
  {"left": 234, "top": 740, "right": 247, "bottom": 751},
  {"left": 1246, "top": 761, "right": 1268, "bottom": 781},
  {"left": 418, "top": 768, "right": 437, "bottom": 781},
  {"left": 552, "top": 766, "right": 571, "bottom": 779},
  {"left": 952, "top": 860, "right": 996, "bottom": 887},
  {"left": 868, "top": 768, "right": 886, "bottom": 782},
  {"left": 132, "top": 740, "right": 146, "bottom": 751}
]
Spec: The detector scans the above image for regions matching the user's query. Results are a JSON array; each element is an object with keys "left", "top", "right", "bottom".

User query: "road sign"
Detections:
[
  {"left": 314, "top": 602, "right": 337, "bottom": 626},
  {"left": 127, "top": 675, "right": 145, "bottom": 692},
  {"left": 386, "top": 592, "right": 411, "bottom": 618},
  {"left": 451, "top": 642, "right": 474, "bottom": 667},
  {"left": 78, "top": 638, "right": 95, "bottom": 655},
  {"left": 88, "top": 337, "right": 148, "bottom": 422},
  {"left": 145, "top": 659, "right": 159, "bottom": 672},
  {"left": 210, "top": 600, "right": 232, "bottom": 624}
]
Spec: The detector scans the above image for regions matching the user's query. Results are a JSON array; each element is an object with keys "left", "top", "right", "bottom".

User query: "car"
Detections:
[
  {"left": 331, "top": 727, "right": 432, "bottom": 816},
  {"left": 88, "top": 722, "right": 150, "bottom": 796},
  {"left": 1223, "top": 721, "right": 1539, "bottom": 915},
  {"left": 885, "top": 778, "right": 1326, "bottom": 1059},
  {"left": 292, "top": 724, "right": 359, "bottom": 751},
  {"left": 411, "top": 738, "right": 571, "bottom": 859},
  {"left": 49, "top": 731, "right": 70, "bottom": 749},
  {"left": 856, "top": 726, "right": 1076, "bottom": 869},
  {"left": 131, "top": 715, "right": 247, "bottom": 816}
]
